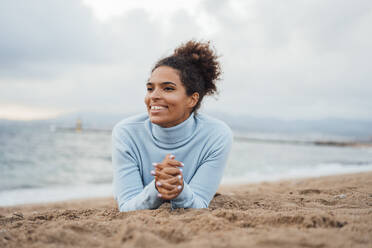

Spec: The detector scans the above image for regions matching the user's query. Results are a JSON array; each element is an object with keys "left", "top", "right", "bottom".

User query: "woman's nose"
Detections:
[{"left": 150, "top": 88, "right": 162, "bottom": 99}]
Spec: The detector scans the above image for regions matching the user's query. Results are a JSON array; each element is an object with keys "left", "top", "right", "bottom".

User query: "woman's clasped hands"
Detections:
[{"left": 151, "top": 154, "right": 184, "bottom": 200}]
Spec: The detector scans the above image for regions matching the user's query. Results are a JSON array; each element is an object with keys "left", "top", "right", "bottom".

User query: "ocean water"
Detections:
[{"left": 1, "top": 123, "right": 372, "bottom": 206}]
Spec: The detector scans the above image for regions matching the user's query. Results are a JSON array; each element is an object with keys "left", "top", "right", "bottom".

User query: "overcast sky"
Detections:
[{"left": 0, "top": 0, "right": 371, "bottom": 120}]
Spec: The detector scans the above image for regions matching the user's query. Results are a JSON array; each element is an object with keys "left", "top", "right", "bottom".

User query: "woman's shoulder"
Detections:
[
  {"left": 195, "top": 113, "right": 233, "bottom": 137},
  {"left": 112, "top": 113, "right": 149, "bottom": 134}
]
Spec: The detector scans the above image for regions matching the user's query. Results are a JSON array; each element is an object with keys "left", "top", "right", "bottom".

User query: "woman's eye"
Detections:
[
  {"left": 164, "top": 87, "right": 174, "bottom": 91},
  {"left": 147, "top": 87, "right": 153, "bottom": 91}
]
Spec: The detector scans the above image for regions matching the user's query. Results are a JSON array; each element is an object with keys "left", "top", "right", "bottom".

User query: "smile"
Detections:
[{"left": 151, "top": 106, "right": 167, "bottom": 110}]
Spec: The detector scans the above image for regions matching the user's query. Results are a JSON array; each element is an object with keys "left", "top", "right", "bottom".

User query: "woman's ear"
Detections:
[{"left": 188, "top": 92, "right": 199, "bottom": 108}]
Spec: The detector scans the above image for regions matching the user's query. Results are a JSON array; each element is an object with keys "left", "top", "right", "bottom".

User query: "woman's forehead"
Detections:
[{"left": 149, "top": 66, "right": 181, "bottom": 83}]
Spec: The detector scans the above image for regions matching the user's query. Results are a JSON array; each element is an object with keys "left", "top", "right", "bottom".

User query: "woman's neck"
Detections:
[{"left": 151, "top": 112, "right": 196, "bottom": 144}]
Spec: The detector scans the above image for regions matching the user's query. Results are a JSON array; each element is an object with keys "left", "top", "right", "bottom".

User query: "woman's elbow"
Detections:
[{"left": 119, "top": 203, "right": 135, "bottom": 212}]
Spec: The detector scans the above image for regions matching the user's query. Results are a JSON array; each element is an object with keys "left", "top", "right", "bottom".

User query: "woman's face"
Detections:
[{"left": 145, "top": 66, "right": 198, "bottom": 128}]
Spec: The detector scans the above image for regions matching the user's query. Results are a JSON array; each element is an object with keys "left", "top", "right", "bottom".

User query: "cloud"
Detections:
[
  {"left": 200, "top": 0, "right": 372, "bottom": 119},
  {"left": 0, "top": 1, "right": 109, "bottom": 64},
  {"left": 0, "top": 0, "right": 371, "bottom": 120}
]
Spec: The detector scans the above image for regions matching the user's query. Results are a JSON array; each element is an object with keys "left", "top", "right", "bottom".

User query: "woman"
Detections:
[{"left": 112, "top": 40, "right": 233, "bottom": 212}]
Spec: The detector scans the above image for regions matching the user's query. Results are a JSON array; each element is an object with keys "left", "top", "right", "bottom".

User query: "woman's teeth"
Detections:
[{"left": 151, "top": 106, "right": 166, "bottom": 110}]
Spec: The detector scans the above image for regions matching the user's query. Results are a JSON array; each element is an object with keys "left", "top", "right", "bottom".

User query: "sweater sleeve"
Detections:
[
  {"left": 112, "top": 126, "right": 163, "bottom": 212},
  {"left": 171, "top": 126, "right": 233, "bottom": 209}
]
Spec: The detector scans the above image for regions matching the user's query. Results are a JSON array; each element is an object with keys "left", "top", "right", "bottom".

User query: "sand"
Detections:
[{"left": 1, "top": 172, "right": 371, "bottom": 248}]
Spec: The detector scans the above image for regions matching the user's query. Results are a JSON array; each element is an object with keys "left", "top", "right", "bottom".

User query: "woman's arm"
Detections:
[
  {"left": 171, "top": 128, "right": 233, "bottom": 209},
  {"left": 112, "top": 127, "right": 163, "bottom": 212}
]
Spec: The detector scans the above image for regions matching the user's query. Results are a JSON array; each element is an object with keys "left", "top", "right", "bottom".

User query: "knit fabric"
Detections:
[{"left": 112, "top": 112, "right": 233, "bottom": 212}]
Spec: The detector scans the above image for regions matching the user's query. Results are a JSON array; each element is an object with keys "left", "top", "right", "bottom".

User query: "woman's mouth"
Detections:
[{"left": 150, "top": 105, "right": 168, "bottom": 113}]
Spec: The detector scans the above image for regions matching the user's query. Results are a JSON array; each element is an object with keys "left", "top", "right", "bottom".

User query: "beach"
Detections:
[{"left": 1, "top": 172, "right": 371, "bottom": 248}]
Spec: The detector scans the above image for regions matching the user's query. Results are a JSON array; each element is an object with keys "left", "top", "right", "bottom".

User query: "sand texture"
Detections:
[{"left": 1, "top": 172, "right": 371, "bottom": 248}]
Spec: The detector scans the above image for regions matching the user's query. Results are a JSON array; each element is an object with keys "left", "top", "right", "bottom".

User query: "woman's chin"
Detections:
[{"left": 149, "top": 116, "right": 168, "bottom": 126}]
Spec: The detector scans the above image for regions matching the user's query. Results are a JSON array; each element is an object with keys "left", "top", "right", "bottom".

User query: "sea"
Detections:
[{"left": 1, "top": 123, "right": 372, "bottom": 206}]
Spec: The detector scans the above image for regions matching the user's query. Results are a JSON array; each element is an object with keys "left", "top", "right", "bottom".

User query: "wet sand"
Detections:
[{"left": 1, "top": 172, "right": 371, "bottom": 247}]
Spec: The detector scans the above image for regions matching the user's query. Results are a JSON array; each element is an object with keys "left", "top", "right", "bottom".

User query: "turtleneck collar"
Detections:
[{"left": 151, "top": 113, "right": 196, "bottom": 144}]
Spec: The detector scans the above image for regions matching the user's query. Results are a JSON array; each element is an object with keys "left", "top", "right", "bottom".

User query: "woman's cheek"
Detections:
[{"left": 166, "top": 94, "right": 182, "bottom": 105}]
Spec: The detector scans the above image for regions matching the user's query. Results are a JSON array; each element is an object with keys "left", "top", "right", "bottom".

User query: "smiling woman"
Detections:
[
  {"left": 112, "top": 40, "right": 233, "bottom": 212},
  {"left": 145, "top": 66, "right": 197, "bottom": 128}
]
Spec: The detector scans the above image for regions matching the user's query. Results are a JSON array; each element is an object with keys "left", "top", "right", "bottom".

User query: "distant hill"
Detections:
[
  {"left": 208, "top": 111, "right": 372, "bottom": 139},
  {"left": 1, "top": 111, "right": 372, "bottom": 140}
]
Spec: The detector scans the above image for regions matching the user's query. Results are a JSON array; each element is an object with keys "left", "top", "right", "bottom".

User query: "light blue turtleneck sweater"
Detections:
[{"left": 112, "top": 112, "right": 233, "bottom": 212}]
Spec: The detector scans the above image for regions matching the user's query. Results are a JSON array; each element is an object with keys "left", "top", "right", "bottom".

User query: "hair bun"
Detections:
[
  {"left": 191, "top": 53, "right": 200, "bottom": 60},
  {"left": 173, "top": 40, "right": 221, "bottom": 96},
  {"left": 152, "top": 40, "right": 222, "bottom": 113}
]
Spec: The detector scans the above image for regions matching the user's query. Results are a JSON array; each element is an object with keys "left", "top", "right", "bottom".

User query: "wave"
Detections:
[
  {"left": 221, "top": 162, "right": 372, "bottom": 185},
  {"left": 0, "top": 183, "right": 113, "bottom": 207}
]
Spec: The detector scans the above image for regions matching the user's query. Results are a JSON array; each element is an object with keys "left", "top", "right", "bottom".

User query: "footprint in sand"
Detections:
[{"left": 299, "top": 189, "right": 321, "bottom": 195}]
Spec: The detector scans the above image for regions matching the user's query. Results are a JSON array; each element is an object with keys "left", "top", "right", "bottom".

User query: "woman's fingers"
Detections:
[
  {"left": 166, "top": 159, "right": 184, "bottom": 167},
  {"left": 160, "top": 154, "right": 184, "bottom": 167},
  {"left": 152, "top": 156, "right": 183, "bottom": 189},
  {"left": 156, "top": 186, "right": 169, "bottom": 195},
  {"left": 156, "top": 180, "right": 175, "bottom": 191},
  {"left": 164, "top": 184, "right": 182, "bottom": 194},
  {"left": 152, "top": 162, "right": 166, "bottom": 170},
  {"left": 153, "top": 171, "right": 182, "bottom": 190},
  {"left": 162, "top": 167, "right": 182, "bottom": 176},
  {"left": 153, "top": 161, "right": 183, "bottom": 171},
  {"left": 158, "top": 154, "right": 175, "bottom": 167},
  {"left": 157, "top": 185, "right": 183, "bottom": 200},
  {"left": 166, "top": 154, "right": 175, "bottom": 160},
  {"left": 154, "top": 165, "right": 181, "bottom": 175},
  {"left": 164, "top": 176, "right": 183, "bottom": 185},
  {"left": 156, "top": 183, "right": 181, "bottom": 194},
  {"left": 152, "top": 169, "right": 173, "bottom": 180}
]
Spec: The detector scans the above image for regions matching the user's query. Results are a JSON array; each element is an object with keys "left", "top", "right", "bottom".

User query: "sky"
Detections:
[{"left": 0, "top": 0, "right": 371, "bottom": 120}]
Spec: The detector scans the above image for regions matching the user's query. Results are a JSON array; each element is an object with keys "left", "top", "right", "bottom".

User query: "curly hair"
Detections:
[{"left": 152, "top": 40, "right": 222, "bottom": 113}]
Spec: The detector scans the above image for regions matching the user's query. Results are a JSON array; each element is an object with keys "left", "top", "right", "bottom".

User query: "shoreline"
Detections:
[
  {"left": 2, "top": 168, "right": 372, "bottom": 208},
  {"left": 1, "top": 172, "right": 371, "bottom": 247},
  {"left": 235, "top": 136, "right": 372, "bottom": 147}
]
